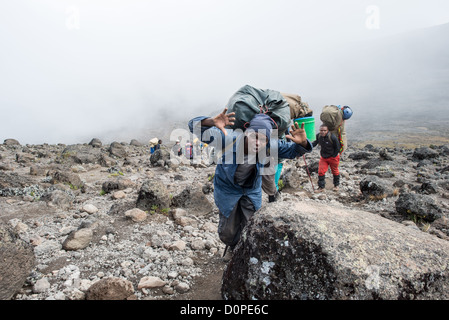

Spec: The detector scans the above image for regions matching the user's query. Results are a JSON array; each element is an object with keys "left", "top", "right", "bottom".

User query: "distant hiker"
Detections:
[
  {"left": 312, "top": 124, "right": 341, "bottom": 192},
  {"left": 149, "top": 137, "right": 159, "bottom": 154},
  {"left": 155, "top": 139, "right": 162, "bottom": 151},
  {"left": 185, "top": 140, "right": 193, "bottom": 160},
  {"left": 320, "top": 105, "right": 353, "bottom": 154},
  {"left": 172, "top": 140, "right": 182, "bottom": 156},
  {"left": 188, "top": 108, "right": 313, "bottom": 259}
]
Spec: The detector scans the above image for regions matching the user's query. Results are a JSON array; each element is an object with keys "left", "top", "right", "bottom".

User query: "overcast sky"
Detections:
[{"left": 1, "top": 0, "right": 449, "bottom": 144}]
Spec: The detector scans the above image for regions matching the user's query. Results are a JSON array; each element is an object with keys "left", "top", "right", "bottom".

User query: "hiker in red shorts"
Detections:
[{"left": 312, "top": 124, "right": 341, "bottom": 192}]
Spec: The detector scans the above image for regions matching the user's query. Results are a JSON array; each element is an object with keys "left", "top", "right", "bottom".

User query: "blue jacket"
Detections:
[{"left": 189, "top": 116, "right": 313, "bottom": 218}]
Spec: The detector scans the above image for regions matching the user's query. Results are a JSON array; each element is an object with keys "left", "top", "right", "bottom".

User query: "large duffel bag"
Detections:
[
  {"left": 280, "top": 92, "right": 313, "bottom": 119},
  {"left": 225, "top": 85, "right": 291, "bottom": 137},
  {"left": 320, "top": 105, "right": 347, "bottom": 153}
]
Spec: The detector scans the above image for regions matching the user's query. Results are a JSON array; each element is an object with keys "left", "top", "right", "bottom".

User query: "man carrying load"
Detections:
[{"left": 188, "top": 107, "right": 313, "bottom": 258}]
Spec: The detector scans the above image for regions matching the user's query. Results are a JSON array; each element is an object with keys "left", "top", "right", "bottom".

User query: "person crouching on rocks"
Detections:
[
  {"left": 188, "top": 108, "right": 313, "bottom": 260},
  {"left": 312, "top": 124, "right": 341, "bottom": 192}
]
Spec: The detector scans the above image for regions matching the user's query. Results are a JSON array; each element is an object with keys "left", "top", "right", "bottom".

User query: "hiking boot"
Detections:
[
  {"left": 315, "top": 188, "right": 325, "bottom": 193},
  {"left": 333, "top": 186, "right": 339, "bottom": 192},
  {"left": 268, "top": 191, "right": 281, "bottom": 203},
  {"left": 318, "top": 176, "right": 326, "bottom": 189},
  {"left": 222, "top": 246, "right": 233, "bottom": 262}
]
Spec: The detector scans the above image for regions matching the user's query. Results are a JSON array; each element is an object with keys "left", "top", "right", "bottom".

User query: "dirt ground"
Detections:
[{"left": 171, "top": 254, "right": 225, "bottom": 300}]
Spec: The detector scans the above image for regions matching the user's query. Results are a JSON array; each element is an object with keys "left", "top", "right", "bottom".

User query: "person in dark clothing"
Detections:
[
  {"left": 189, "top": 108, "right": 313, "bottom": 260},
  {"left": 312, "top": 124, "right": 341, "bottom": 192},
  {"left": 155, "top": 139, "right": 162, "bottom": 151}
]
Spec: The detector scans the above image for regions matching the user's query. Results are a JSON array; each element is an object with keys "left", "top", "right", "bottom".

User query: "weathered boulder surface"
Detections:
[
  {"left": 395, "top": 192, "right": 442, "bottom": 222},
  {"left": 222, "top": 201, "right": 449, "bottom": 300},
  {"left": 413, "top": 147, "right": 439, "bottom": 160},
  {"left": 171, "top": 186, "right": 213, "bottom": 216},
  {"left": 0, "top": 224, "right": 36, "bottom": 300},
  {"left": 360, "top": 175, "right": 392, "bottom": 197},
  {"left": 86, "top": 277, "right": 135, "bottom": 300},
  {"left": 109, "top": 142, "right": 128, "bottom": 158},
  {"left": 150, "top": 149, "right": 170, "bottom": 166},
  {"left": 136, "top": 179, "right": 171, "bottom": 211}
]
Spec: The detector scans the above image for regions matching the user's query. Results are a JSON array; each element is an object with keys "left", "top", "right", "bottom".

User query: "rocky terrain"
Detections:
[{"left": 1, "top": 129, "right": 449, "bottom": 300}]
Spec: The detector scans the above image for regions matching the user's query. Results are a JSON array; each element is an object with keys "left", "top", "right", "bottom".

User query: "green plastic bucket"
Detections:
[{"left": 294, "top": 117, "right": 316, "bottom": 142}]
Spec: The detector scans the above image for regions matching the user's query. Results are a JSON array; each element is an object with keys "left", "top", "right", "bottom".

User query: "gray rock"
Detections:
[
  {"left": 0, "top": 224, "right": 36, "bottom": 300},
  {"left": 136, "top": 179, "right": 171, "bottom": 211},
  {"left": 62, "top": 228, "right": 93, "bottom": 251},
  {"left": 33, "top": 277, "right": 51, "bottom": 293},
  {"left": 3, "top": 139, "right": 20, "bottom": 146},
  {"left": 109, "top": 142, "right": 128, "bottom": 158},
  {"left": 222, "top": 201, "right": 449, "bottom": 300},
  {"left": 0, "top": 172, "right": 35, "bottom": 189},
  {"left": 395, "top": 193, "right": 442, "bottom": 222},
  {"left": 175, "top": 282, "right": 190, "bottom": 293},
  {"left": 360, "top": 176, "right": 392, "bottom": 198},
  {"left": 61, "top": 145, "right": 101, "bottom": 164},
  {"left": 88, "top": 138, "right": 102, "bottom": 148},
  {"left": 86, "top": 277, "right": 135, "bottom": 300},
  {"left": 150, "top": 149, "right": 170, "bottom": 166},
  {"left": 349, "top": 151, "right": 373, "bottom": 160},
  {"left": 130, "top": 139, "right": 143, "bottom": 147},
  {"left": 171, "top": 186, "right": 213, "bottom": 215},
  {"left": 48, "top": 170, "right": 84, "bottom": 189},
  {"left": 40, "top": 189, "right": 73, "bottom": 210},
  {"left": 413, "top": 147, "right": 439, "bottom": 160},
  {"left": 101, "top": 178, "right": 134, "bottom": 194}
]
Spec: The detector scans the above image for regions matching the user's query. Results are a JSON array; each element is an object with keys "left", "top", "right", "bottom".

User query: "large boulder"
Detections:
[
  {"left": 222, "top": 201, "right": 449, "bottom": 300},
  {"left": 3, "top": 139, "right": 20, "bottom": 146},
  {"left": 0, "top": 224, "right": 36, "bottom": 300},
  {"left": 109, "top": 142, "right": 128, "bottom": 158},
  {"left": 395, "top": 193, "right": 442, "bottom": 222},
  {"left": 359, "top": 176, "right": 392, "bottom": 198},
  {"left": 413, "top": 147, "right": 439, "bottom": 160},
  {"left": 0, "top": 172, "right": 35, "bottom": 189},
  {"left": 348, "top": 151, "right": 374, "bottom": 160},
  {"left": 88, "top": 138, "right": 102, "bottom": 148},
  {"left": 171, "top": 186, "right": 213, "bottom": 216},
  {"left": 136, "top": 180, "right": 171, "bottom": 211},
  {"left": 62, "top": 228, "right": 93, "bottom": 251},
  {"left": 86, "top": 277, "right": 135, "bottom": 300},
  {"left": 60, "top": 144, "right": 102, "bottom": 164},
  {"left": 48, "top": 170, "right": 84, "bottom": 190},
  {"left": 150, "top": 149, "right": 170, "bottom": 166},
  {"left": 40, "top": 189, "right": 74, "bottom": 210}
]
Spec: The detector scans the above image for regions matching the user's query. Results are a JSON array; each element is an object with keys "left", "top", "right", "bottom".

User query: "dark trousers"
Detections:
[{"left": 217, "top": 196, "right": 255, "bottom": 248}]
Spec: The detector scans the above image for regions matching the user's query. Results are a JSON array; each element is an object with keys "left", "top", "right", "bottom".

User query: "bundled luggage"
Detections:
[
  {"left": 320, "top": 105, "right": 348, "bottom": 153},
  {"left": 224, "top": 85, "right": 291, "bottom": 137}
]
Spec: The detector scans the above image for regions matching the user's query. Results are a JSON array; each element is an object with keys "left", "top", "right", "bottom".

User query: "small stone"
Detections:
[
  {"left": 175, "top": 282, "right": 190, "bottom": 293},
  {"left": 181, "top": 257, "right": 194, "bottom": 266},
  {"left": 33, "top": 278, "right": 51, "bottom": 293},
  {"left": 86, "top": 277, "right": 134, "bottom": 300},
  {"left": 30, "top": 235, "right": 43, "bottom": 246},
  {"left": 137, "top": 276, "right": 166, "bottom": 289},
  {"left": 62, "top": 228, "right": 93, "bottom": 251},
  {"left": 162, "top": 285, "right": 174, "bottom": 295},
  {"left": 169, "top": 240, "right": 186, "bottom": 251},
  {"left": 82, "top": 204, "right": 98, "bottom": 214},
  {"left": 190, "top": 239, "right": 205, "bottom": 250},
  {"left": 125, "top": 208, "right": 147, "bottom": 222},
  {"left": 113, "top": 191, "right": 126, "bottom": 199}
]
